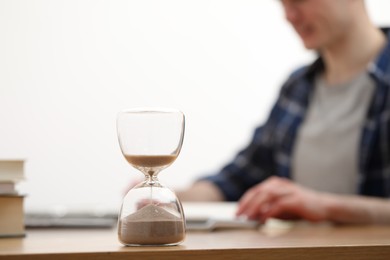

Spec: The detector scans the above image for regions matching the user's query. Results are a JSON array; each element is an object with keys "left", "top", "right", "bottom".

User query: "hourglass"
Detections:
[{"left": 116, "top": 107, "right": 186, "bottom": 246}]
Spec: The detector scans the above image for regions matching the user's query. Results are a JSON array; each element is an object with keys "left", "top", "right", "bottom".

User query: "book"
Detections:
[
  {"left": 0, "top": 159, "right": 26, "bottom": 238},
  {"left": 0, "top": 194, "right": 25, "bottom": 238},
  {"left": 0, "top": 160, "right": 25, "bottom": 183},
  {"left": 0, "top": 182, "right": 17, "bottom": 195}
]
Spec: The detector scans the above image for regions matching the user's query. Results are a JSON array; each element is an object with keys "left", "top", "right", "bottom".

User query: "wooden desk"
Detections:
[{"left": 1, "top": 223, "right": 390, "bottom": 260}]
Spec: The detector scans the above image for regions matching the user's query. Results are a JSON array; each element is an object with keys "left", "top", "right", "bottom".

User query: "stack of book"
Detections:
[{"left": 0, "top": 159, "right": 25, "bottom": 238}]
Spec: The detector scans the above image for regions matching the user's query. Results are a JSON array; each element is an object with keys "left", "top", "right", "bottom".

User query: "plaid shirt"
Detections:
[{"left": 203, "top": 28, "right": 390, "bottom": 201}]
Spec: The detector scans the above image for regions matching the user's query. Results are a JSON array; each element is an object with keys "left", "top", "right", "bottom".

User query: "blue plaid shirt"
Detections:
[{"left": 203, "top": 28, "right": 390, "bottom": 201}]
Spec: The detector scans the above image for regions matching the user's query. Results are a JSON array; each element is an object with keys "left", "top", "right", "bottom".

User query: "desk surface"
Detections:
[{"left": 1, "top": 222, "right": 390, "bottom": 260}]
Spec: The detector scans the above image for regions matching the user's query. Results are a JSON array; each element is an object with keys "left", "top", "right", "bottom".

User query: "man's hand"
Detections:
[{"left": 236, "top": 176, "right": 328, "bottom": 223}]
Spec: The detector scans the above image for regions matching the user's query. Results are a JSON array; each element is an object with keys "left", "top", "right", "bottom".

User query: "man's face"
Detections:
[{"left": 280, "top": 0, "right": 354, "bottom": 51}]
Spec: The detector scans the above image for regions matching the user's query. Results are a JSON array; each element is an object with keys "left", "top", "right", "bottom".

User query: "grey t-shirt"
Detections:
[{"left": 291, "top": 72, "right": 375, "bottom": 194}]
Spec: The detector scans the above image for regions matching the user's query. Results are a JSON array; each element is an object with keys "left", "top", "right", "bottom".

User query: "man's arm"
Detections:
[
  {"left": 176, "top": 181, "right": 225, "bottom": 202},
  {"left": 323, "top": 193, "right": 390, "bottom": 224},
  {"left": 236, "top": 176, "right": 390, "bottom": 224}
]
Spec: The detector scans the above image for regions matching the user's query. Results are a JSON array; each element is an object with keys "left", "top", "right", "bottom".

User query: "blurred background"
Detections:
[{"left": 0, "top": 0, "right": 389, "bottom": 214}]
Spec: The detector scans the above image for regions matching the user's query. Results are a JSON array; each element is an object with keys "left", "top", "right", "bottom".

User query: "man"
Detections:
[{"left": 177, "top": 0, "right": 390, "bottom": 224}]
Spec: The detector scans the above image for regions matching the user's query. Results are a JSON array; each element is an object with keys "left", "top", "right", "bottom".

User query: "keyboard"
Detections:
[{"left": 25, "top": 212, "right": 118, "bottom": 229}]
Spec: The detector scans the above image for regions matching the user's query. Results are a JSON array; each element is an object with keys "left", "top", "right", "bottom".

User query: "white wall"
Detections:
[{"left": 0, "top": 0, "right": 389, "bottom": 213}]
